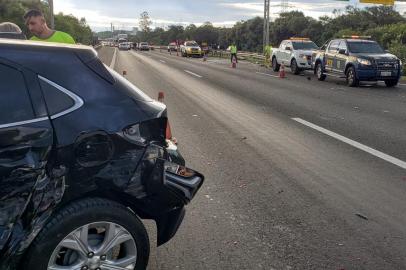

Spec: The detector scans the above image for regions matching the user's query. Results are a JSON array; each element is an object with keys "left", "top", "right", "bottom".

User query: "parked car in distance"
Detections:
[
  {"left": 313, "top": 36, "right": 402, "bottom": 87},
  {"left": 168, "top": 42, "right": 177, "bottom": 52},
  {"left": 139, "top": 42, "right": 150, "bottom": 51},
  {"left": 180, "top": 41, "right": 203, "bottom": 57},
  {"left": 272, "top": 38, "right": 319, "bottom": 74},
  {"left": 118, "top": 42, "right": 131, "bottom": 50}
]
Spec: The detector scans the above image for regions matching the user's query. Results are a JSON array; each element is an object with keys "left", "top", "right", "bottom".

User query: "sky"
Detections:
[{"left": 53, "top": 0, "right": 406, "bottom": 32}]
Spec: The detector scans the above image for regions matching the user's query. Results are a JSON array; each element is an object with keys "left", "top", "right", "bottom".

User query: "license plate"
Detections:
[{"left": 381, "top": 71, "right": 392, "bottom": 77}]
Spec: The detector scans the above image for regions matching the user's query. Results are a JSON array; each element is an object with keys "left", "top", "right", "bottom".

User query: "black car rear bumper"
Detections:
[{"left": 125, "top": 141, "right": 204, "bottom": 245}]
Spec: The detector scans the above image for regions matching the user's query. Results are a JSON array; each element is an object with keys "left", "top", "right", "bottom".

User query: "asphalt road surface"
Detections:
[{"left": 98, "top": 47, "right": 406, "bottom": 270}]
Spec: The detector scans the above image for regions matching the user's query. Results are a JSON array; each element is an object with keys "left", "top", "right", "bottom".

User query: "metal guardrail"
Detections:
[
  {"left": 210, "top": 50, "right": 265, "bottom": 62},
  {"left": 151, "top": 46, "right": 267, "bottom": 63}
]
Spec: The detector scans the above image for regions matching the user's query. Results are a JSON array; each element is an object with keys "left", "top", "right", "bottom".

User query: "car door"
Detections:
[
  {"left": 0, "top": 60, "right": 53, "bottom": 252},
  {"left": 283, "top": 41, "right": 293, "bottom": 65},
  {"left": 325, "top": 40, "right": 339, "bottom": 72},
  {"left": 277, "top": 41, "right": 286, "bottom": 64},
  {"left": 336, "top": 41, "right": 348, "bottom": 74}
]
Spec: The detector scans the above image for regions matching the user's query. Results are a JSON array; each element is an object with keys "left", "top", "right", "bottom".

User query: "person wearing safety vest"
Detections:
[
  {"left": 24, "top": 9, "right": 75, "bottom": 44},
  {"left": 230, "top": 43, "right": 238, "bottom": 64}
]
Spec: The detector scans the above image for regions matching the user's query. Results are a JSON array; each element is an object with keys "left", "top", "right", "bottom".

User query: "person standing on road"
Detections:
[
  {"left": 230, "top": 43, "right": 238, "bottom": 63},
  {"left": 23, "top": 9, "right": 75, "bottom": 44}
]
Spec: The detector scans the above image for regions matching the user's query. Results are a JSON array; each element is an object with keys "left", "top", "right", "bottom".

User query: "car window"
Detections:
[
  {"left": 186, "top": 42, "right": 198, "bottom": 46},
  {"left": 338, "top": 41, "right": 347, "bottom": 52},
  {"left": 347, "top": 41, "right": 384, "bottom": 54},
  {"left": 39, "top": 78, "right": 75, "bottom": 116},
  {"left": 0, "top": 64, "right": 35, "bottom": 125},
  {"left": 279, "top": 41, "right": 286, "bottom": 50},
  {"left": 328, "top": 41, "right": 339, "bottom": 53},
  {"left": 292, "top": 41, "right": 319, "bottom": 50}
]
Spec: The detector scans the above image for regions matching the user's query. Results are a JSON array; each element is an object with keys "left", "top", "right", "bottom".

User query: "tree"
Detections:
[{"left": 139, "top": 11, "right": 152, "bottom": 33}]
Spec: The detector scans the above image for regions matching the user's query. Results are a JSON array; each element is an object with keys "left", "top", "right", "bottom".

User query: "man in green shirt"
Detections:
[
  {"left": 24, "top": 9, "right": 75, "bottom": 44},
  {"left": 230, "top": 43, "right": 238, "bottom": 64}
]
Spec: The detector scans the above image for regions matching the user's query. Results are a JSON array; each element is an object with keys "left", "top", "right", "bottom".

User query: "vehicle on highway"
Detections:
[
  {"left": 180, "top": 40, "right": 203, "bottom": 57},
  {"left": 118, "top": 42, "right": 131, "bottom": 50},
  {"left": 139, "top": 42, "right": 150, "bottom": 51},
  {"left": 272, "top": 37, "right": 319, "bottom": 75},
  {"left": 0, "top": 39, "right": 204, "bottom": 270},
  {"left": 168, "top": 42, "right": 177, "bottom": 52},
  {"left": 314, "top": 36, "right": 402, "bottom": 87}
]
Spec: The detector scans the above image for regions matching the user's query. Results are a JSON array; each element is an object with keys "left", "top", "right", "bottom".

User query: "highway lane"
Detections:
[{"left": 98, "top": 47, "right": 406, "bottom": 270}]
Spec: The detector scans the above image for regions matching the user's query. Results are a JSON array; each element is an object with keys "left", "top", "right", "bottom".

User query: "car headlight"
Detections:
[{"left": 357, "top": 58, "right": 372, "bottom": 66}]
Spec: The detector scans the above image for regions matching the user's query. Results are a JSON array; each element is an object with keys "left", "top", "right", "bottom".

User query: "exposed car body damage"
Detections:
[{"left": 0, "top": 39, "right": 204, "bottom": 270}]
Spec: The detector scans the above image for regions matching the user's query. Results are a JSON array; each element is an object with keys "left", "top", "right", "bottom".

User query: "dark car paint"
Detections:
[
  {"left": 314, "top": 39, "right": 401, "bottom": 82},
  {"left": 0, "top": 40, "right": 204, "bottom": 269}
]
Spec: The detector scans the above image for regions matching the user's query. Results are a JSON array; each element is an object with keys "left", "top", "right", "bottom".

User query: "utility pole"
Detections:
[
  {"left": 263, "top": 0, "right": 270, "bottom": 53},
  {"left": 281, "top": 0, "right": 289, "bottom": 13},
  {"left": 48, "top": 0, "right": 54, "bottom": 29}
]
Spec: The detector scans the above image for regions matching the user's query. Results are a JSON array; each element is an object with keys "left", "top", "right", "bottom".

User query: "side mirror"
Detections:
[
  {"left": 285, "top": 47, "right": 292, "bottom": 51},
  {"left": 338, "top": 49, "right": 346, "bottom": 55}
]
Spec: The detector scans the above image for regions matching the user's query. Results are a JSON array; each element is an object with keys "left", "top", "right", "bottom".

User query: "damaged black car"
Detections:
[{"left": 0, "top": 39, "right": 204, "bottom": 270}]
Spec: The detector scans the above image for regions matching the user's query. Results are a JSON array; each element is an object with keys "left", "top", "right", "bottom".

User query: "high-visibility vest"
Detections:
[{"left": 230, "top": 45, "right": 237, "bottom": 54}]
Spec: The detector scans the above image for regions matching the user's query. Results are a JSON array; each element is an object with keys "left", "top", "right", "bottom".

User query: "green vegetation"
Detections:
[
  {"left": 131, "top": 5, "right": 406, "bottom": 68},
  {"left": 0, "top": 0, "right": 94, "bottom": 44}
]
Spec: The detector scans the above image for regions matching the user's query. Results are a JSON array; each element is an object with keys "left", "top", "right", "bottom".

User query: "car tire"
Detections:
[
  {"left": 384, "top": 79, "right": 398, "bottom": 87},
  {"left": 346, "top": 66, "right": 359, "bottom": 87},
  {"left": 291, "top": 59, "right": 300, "bottom": 75},
  {"left": 316, "top": 63, "right": 326, "bottom": 81},
  {"left": 272, "top": 57, "right": 280, "bottom": 72},
  {"left": 22, "top": 198, "right": 149, "bottom": 270}
]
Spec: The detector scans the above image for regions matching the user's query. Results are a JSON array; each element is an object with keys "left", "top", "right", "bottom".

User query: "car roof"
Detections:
[
  {"left": 0, "top": 38, "right": 92, "bottom": 50},
  {"left": 0, "top": 39, "right": 98, "bottom": 74},
  {"left": 332, "top": 39, "right": 375, "bottom": 43}
]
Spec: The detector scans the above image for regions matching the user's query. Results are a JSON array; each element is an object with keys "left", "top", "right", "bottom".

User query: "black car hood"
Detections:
[{"left": 351, "top": 53, "right": 398, "bottom": 62}]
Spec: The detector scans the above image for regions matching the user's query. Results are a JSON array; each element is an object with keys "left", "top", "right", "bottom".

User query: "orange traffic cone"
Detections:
[
  {"left": 158, "top": 92, "right": 164, "bottom": 103},
  {"left": 279, "top": 64, "right": 286, "bottom": 78}
]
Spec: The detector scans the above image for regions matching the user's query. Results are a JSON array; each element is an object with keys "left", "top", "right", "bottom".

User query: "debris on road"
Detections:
[{"left": 355, "top": 213, "right": 369, "bottom": 220}]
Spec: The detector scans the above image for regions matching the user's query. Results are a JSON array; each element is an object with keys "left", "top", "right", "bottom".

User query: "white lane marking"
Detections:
[
  {"left": 110, "top": 48, "right": 117, "bottom": 69},
  {"left": 292, "top": 117, "right": 406, "bottom": 170},
  {"left": 256, "top": 71, "right": 279, "bottom": 78},
  {"left": 399, "top": 83, "right": 406, "bottom": 86},
  {"left": 160, "top": 60, "right": 166, "bottom": 63},
  {"left": 184, "top": 70, "right": 203, "bottom": 78}
]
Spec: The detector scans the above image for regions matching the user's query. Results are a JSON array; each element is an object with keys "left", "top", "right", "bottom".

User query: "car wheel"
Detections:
[
  {"left": 291, "top": 59, "right": 300, "bottom": 75},
  {"left": 346, "top": 66, "right": 359, "bottom": 87},
  {"left": 22, "top": 198, "right": 149, "bottom": 270},
  {"left": 272, "top": 57, "right": 280, "bottom": 72},
  {"left": 384, "top": 79, "right": 398, "bottom": 87},
  {"left": 316, "top": 63, "right": 326, "bottom": 81}
]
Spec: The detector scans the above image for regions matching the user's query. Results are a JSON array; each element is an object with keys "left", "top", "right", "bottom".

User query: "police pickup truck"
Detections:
[
  {"left": 272, "top": 38, "right": 319, "bottom": 74},
  {"left": 313, "top": 36, "right": 402, "bottom": 87}
]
